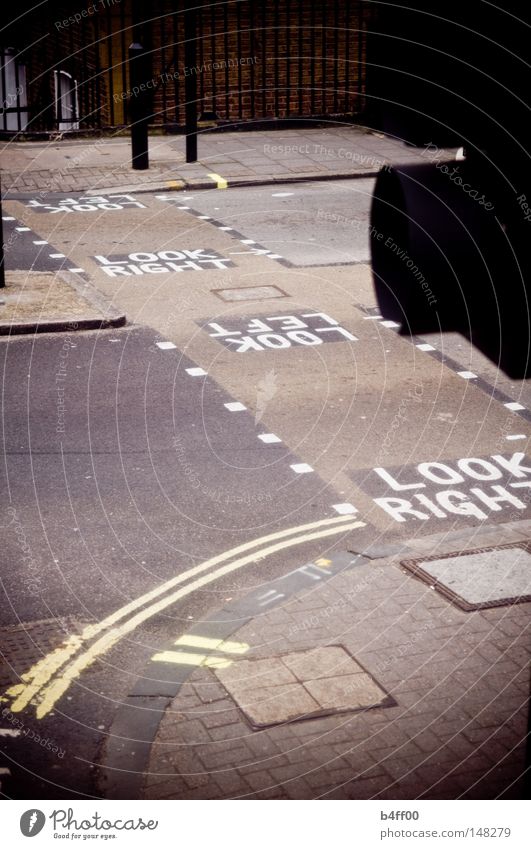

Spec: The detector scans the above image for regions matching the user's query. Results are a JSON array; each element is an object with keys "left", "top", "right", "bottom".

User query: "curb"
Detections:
[
  {"left": 0, "top": 271, "right": 126, "bottom": 337},
  {"left": 99, "top": 550, "right": 364, "bottom": 799},
  {"left": 5, "top": 168, "right": 383, "bottom": 198}
]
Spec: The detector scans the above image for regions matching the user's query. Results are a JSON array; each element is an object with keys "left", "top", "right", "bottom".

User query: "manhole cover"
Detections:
[
  {"left": 401, "top": 542, "right": 531, "bottom": 610},
  {"left": 212, "top": 285, "right": 288, "bottom": 302},
  {"left": 0, "top": 617, "right": 86, "bottom": 689},
  {"left": 215, "top": 645, "right": 393, "bottom": 728}
]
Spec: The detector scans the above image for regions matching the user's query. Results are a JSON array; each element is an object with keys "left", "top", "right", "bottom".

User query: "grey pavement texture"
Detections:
[
  {"left": 141, "top": 520, "right": 530, "bottom": 800},
  {"left": 1, "top": 126, "right": 441, "bottom": 196}
]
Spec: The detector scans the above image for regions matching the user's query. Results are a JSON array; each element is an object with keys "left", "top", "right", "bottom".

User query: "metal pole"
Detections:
[
  {"left": 128, "top": 41, "right": 149, "bottom": 170},
  {"left": 184, "top": 0, "right": 198, "bottom": 163},
  {"left": 0, "top": 176, "right": 5, "bottom": 289}
]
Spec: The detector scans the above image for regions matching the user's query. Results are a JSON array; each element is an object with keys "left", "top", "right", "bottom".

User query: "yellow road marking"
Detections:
[
  {"left": 29, "top": 520, "right": 365, "bottom": 717},
  {"left": 3, "top": 516, "right": 352, "bottom": 714},
  {"left": 208, "top": 172, "right": 228, "bottom": 189},
  {"left": 314, "top": 558, "right": 332, "bottom": 567},
  {"left": 167, "top": 180, "right": 184, "bottom": 190},
  {"left": 174, "top": 635, "right": 248, "bottom": 654}
]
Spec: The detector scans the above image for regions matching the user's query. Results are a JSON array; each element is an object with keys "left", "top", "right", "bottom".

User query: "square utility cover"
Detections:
[
  {"left": 401, "top": 542, "right": 531, "bottom": 611},
  {"left": 215, "top": 645, "right": 392, "bottom": 728}
]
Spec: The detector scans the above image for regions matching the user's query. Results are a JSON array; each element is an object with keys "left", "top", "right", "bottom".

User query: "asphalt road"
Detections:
[{"left": 2, "top": 179, "right": 531, "bottom": 798}]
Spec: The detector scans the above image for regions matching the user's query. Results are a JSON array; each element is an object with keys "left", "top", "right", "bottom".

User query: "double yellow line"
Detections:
[{"left": 2, "top": 515, "right": 364, "bottom": 719}]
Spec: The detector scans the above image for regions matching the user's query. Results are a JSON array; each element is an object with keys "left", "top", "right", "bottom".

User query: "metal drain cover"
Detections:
[
  {"left": 215, "top": 645, "right": 393, "bottom": 728},
  {"left": 401, "top": 542, "right": 531, "bottom": 610},
  {"left": 0, "top": 617, "right": 86, "bottom": 689}
]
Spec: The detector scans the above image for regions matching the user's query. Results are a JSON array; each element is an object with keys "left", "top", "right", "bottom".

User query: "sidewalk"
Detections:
[
  {"left": 1, "top": 125, "right": 436, "bottom": 196},
  {"left": 102, "top": 520, "right": 530, "bottom": 800}
]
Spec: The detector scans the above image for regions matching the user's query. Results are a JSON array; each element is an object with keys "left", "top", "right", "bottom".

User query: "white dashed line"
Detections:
[
  {"left": 240, "top": 239, "right": 256, "bottom": 245},
  {"left": 416, "top": 343, "right": 436, "bottom": 351},
  {"left": 363, "top": 315, "right": 383, "bottom": 320},
  {"left": 49, "top": 253, "right": 66, "bottom": 258},
  {"left": 0, "top": 729, "right": 20, "bottom": 738},
  {"left": 457, "top": 371, "right": 477, "bottom": 379},
  {"left": 219, "top": 226, "right": 233, "bottom": 231},
  {"left": 258, "top": 433, "right": 282, "bottom": 443},
  {"left": 15, "top": 226, "right": 30, "bottom": 231},
  {"left": 177, "top": 206, "right": 190, "bottom": 210},
  {"left": 381, "top": 320, "right": 400, "bottom": 328},
  {"left": 505, "top": 402, "right": 525, "bottom": 411},
  {"left": 268, "top": 254, "right": 283, "bottom": 259},
  {"left": 186, "top": 367, "right": 207, "bottom": 377},
  {"left": 332, "top": 503, "right": 358, "bottom": 515},
  {"left": 156, "top": 341, "right": 177, "bottom": 350},
  {"left": 68, "top": 268, "right": 85, "bottom": 273},
  {"left": 272, "top": 192, "right": 294, "bottom": 197},
  {"left": 2, "top": 216, "right": 15, "bottom": 221},
  {"left": 290, "top": 463, "right": 314, "bottom": 474},
  {"left": 33, "top": 240, "right": 48, "bottom": 245},
  {"left": 198, "top": 215, "right": 211, "bottom": 220},
  {"left": 506, "top": 434, "right": 526, "bottom": 441},
  {"left": 224, "top": 401, "right": 246, "bottom": 412}
]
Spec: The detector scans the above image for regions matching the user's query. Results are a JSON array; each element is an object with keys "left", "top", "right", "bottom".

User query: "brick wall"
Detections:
[{"left": 2, "top": 0, "right": 372, "bottom": 133}]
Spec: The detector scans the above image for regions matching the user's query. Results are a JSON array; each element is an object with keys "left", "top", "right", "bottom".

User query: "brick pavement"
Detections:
[
  {"left": 142, "top": 521, "right": 530, "bottom": 800},
  {"left": 1, "top": 126, "right": 438, "bottom": 195}
]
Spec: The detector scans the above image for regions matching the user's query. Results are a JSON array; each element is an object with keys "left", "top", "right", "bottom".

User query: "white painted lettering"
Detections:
[
  {"left": 413, "top": 494, "right": 447, "bottom": 517},
  {"left": 158, "top": 250, "right": 186, "bottom": 260},
  {"left": 225, "top": 336, "right": 264, "bottom": 353},
  {"left": 470, "top": 485, "right": 526, "bottom": 511},
  {"left": 435, "top": 490, "right": 487, "bottom": 519},
  {"left": 129, "top": 252, "right": 158, "bottom": 262},
  {"left": 287, "top": 331, "right": 323, "bottom": 345},
  {"left": 101, "top": 265, "right": 130, "bottom": 277},
  {"left": 373, "top": 467, "right": 425, "bottom": 491},
  {"left": 491, "top": 453, "right": 531, "bottom": 478},
  {"left": 418, "top": 462, "right": 464, "bottom": 485},
  {"left": 458, "top": 458, "right": 503, "bottom": 480},
  {"left": 373, "top": 497, "right": 429, "bottom": 522},
  {"left": 257, "top": 334, "right": 291, "bottom": 349},
  {"left": 139, "top": 263, "right": 168, "bottom": 273}
]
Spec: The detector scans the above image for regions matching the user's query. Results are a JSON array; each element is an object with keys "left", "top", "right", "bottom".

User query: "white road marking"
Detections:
[
  {"left": 506, "top": 434, "right": 526, "bottom": 441},
  {"left": 505, "top": 402, "right": 525, "bottom": 411},
  {"left": 219, "top": 226, "right": 233, "bottom": 231},
  {"left": 68, "top": 268, "right": 85, "bottom": 273},
  {"left": 186, "top": 367, "right": 207, "bottom": 376},
  {"left": 240, "top": 239, "right": 256, "bottom": 244},
  {"left": 381, "top": 320, "right": 400, "bottom": 328},
  {"left": 457, "top": 371, "right": 477, "bottom": 379},
  {"left": 33, "top": 240, "right": 48, "bottom": 245},
  {"left": 257, "top": 589, "right": 286, "bottom": 606},
  {"left": 363, "top": 315, "right": 383, "bottom": 320},
  {"left": 268, "top": 254, "right": 283, "bottom": 259},
  {"left": 15, "top": 227, "right": 30, "bottom": 231},
  {"left": 177, "top": 206, "right": 190, "bottom": 210},
  {"left": 49, "top": 253, "right": 66, "bottom": 258},
  {"left": 332, "top": 503, "right": 358, "bottom": 515},
  {"left": 272, "top": 192, "right": 294, "bottom": 197},
  {"left": 198, "top": 215, "right": 211, "bottom": 219},
  {"left": 2, "top": 216, "right": 15, "bottom": 221},
  {"left": 224, "top": 401, "right": 246, "bottom": 411},
  {"left": 0, "top": 729, "right": 21, "bottom": 738},
  {"left": 156, "top": 341, "right": 177, "bottom": 350},
  {"left": 416, "top": 343, "right": 435, "bottom": 351},
  {"left": 290, "top": 463, "right": 314, "bottom": 474},
  {"left": 258, "top": 433, "right": 281, "bottom": 443}
]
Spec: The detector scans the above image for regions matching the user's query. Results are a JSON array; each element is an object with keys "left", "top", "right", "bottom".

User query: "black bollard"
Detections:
[
  {"left": 128, "top": 42, "right": 150, "bottom": 170},
  {"left": 0, "top": 176, "right": 5, "bottom": 289},
  {"left": 184, "top": 1, "right": 198, "bottom": 163}
]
